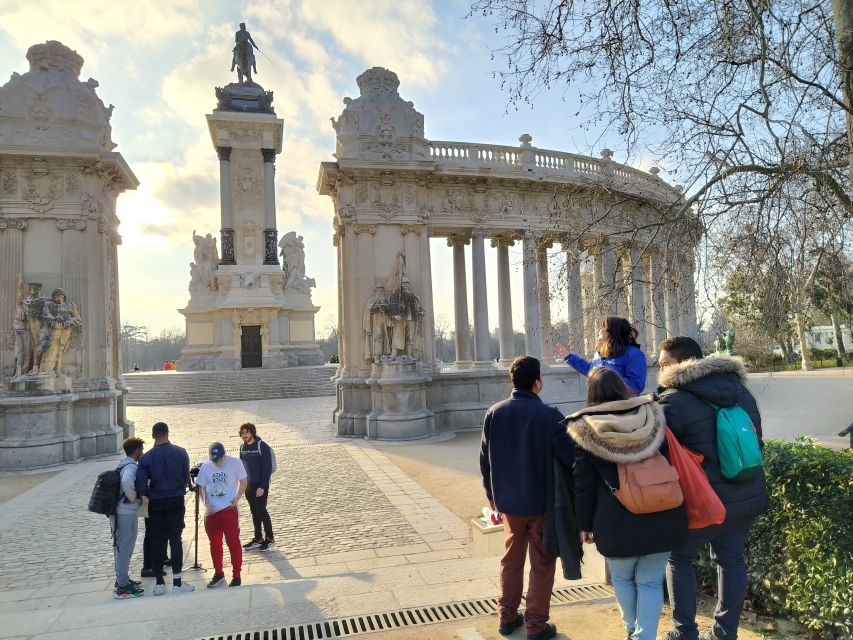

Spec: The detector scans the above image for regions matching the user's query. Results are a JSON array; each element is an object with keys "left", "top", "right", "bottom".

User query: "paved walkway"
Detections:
[{"left": 0, "top": 397, "right": 603, "bottom": 640}]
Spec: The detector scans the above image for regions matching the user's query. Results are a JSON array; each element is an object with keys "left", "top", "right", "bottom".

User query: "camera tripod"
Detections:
[{"left": 188, "top": 480, "right": 205, "bottom": 571}]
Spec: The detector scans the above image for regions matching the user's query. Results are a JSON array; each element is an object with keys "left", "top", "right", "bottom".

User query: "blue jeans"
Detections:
[
  {"left": 665, "top": 517, "right": 755, "bottom": 639},
  {"left": 607, "top": 552, "right": 670, "bottom": 640}
]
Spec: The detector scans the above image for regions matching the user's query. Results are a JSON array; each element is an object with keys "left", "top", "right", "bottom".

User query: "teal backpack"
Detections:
[{"left": 705, "top": 401, "right": 763, "bottom": 482}]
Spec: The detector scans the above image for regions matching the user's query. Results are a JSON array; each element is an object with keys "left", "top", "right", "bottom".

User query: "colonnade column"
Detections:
[
  {"left": 599, "top": 240, "right": 619, "bottom": 316},
  {"left": 681, "top": 255, "right": 698, "bottom": 340},
  {"left": 664, "top": 251, "right": 681, "bottom": 338},
  {"left": 493, "top": 236, "right": 516, "bottom": 366},
  {"left": 217, "top": 146, "right": 236, "bottom": 265},
  {"left": 563, "top": 238, "right": 584, "bottom": 354},
  {"left": 647, "top": 250, "right": 667, "bottom": 353},
  {"left": 522, "top": 232, "right": 542, "bottom": 359},
  {"left": 261, "top": 149, "right": 279, "bottom": 265},
  {"left": 471, "top": 233, "right": 491, "bottom": 366},
  {"left": 627, "top": 244, "right": 647, "bottom": 350},
  {"left": 448, "top": 235, "right": 472, "bottom": 367},
  {"left": 536, "top": 238, "right": 554, "bottom": 363}
]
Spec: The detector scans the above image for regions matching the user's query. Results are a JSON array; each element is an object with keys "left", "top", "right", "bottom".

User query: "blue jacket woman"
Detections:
[{"left": 556, "top": 316, "right": 647, "bottom": 395}]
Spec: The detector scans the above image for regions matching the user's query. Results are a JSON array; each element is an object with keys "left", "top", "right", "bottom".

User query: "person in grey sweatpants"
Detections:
[{"left": 113, "top": 437, "right": 145, "bottom": 599}]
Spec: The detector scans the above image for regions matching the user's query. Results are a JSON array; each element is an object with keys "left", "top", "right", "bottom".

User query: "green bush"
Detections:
[{"left": 697, "top": 439, "right": 853, "bottom": 638}]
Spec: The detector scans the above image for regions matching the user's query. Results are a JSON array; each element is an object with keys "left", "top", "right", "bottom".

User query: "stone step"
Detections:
[{"left": 125, "top": 366, "right": 337, "bottom": 406}]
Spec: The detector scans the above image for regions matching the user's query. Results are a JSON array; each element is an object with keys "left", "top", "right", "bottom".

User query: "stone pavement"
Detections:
[{"left": 0, "top": 396, "right": 606, "bottom": 640}]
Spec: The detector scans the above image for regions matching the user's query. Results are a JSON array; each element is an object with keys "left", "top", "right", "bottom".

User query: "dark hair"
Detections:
[
  {"left": 586, "top": 367, "right": 633, "bottom": 406},
  {"left": 509, "top": 355, "right": 541, "bottom": 391},
  {"left": 152, "top": 422, "right": 169, "bottom": 438},
  {"left": 123, "top": 436, "right": 144, "bottom": 456},
  {"left": 597, "top": 316, "right": 640, "bottom": 358},
  {"left": 658, "top": 336, "right": 704, "bottom": 362},
  {"left": 238, "top": 422, "right": 257, "bottom": 436}
]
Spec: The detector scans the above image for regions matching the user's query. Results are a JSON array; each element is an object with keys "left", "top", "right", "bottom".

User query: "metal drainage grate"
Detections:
[{"left": 193, "top": 583, "right": 614, "bottom": 640}]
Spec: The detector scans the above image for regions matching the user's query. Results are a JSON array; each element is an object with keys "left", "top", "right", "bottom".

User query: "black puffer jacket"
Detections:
[
  {"left": 657, "top": 356, "right": 769, "bottom": 524},
  {"left": 566, "top": 396, "right": 688, "bottom": 558}
]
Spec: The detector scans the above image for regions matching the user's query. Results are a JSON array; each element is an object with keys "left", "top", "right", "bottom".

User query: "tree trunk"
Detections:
[
  {"left": 833, "top": 0, "right": 853, "bottom": 185},
  {"left": 831, "top": 312, "right": 846, "bottom": 363},
  {"left": 795, "top": 313, "right": 813, "bottom": 370},
  {"left": 779, "top": 337, "right": 792, "bottom": 363}
]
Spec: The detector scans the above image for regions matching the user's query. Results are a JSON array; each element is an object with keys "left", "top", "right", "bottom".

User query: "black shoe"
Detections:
[
  {"left": 163, "top": 557, "right": 173, "bottom": 567},
  {"left": 229, "top": 577, "right": 242, "bottom": 587},
  {"left": 243, "top": 538, "right": 262, "bottom": 550},
  {"left": 259, "top": 538, "right": 275, "bottom": 552},
  {"left": 499, "top": 614, "right": 524, "bottom": 636},
  {"left": 115, "top": 579, "right": 144, "bottom": 591},
  {"left": 141, "top": 568, "right": 165, "bottom": 578},
  {"left": 527, "top": 623, "right": 557, "bottom": 640},
  {"left": 207, "top": 572, "right": 226, "bottom": 588}
]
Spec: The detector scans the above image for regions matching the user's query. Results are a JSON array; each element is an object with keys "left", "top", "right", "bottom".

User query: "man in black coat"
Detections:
[
  {"left": 480, "top": 356, "right": 575, "bottom": 640},
  {"left": 655, "top": 337, "right": 769, "bottom": 640}
]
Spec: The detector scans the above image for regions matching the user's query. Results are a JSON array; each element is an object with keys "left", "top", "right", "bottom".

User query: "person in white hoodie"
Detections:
[{"left": 113, "top": 437, "right": 145, "bottom": 599}]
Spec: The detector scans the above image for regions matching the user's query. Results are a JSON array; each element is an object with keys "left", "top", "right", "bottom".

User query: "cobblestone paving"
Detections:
[{"left": 0, "top": 397, "right": 430, "bottom": 590}]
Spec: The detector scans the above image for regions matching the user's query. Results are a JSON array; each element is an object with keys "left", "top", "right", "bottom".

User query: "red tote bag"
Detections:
[{"left": 664, "top": 426, "right": 726, "bottom": 529}]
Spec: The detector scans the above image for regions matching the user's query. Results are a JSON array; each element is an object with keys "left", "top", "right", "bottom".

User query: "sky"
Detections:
[{"left": 0, "top": 0, "right": 661, "bottom": 338}]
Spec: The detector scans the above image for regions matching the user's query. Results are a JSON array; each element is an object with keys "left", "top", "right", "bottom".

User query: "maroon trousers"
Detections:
[
  {"left": 204, "top": 505, "right": 242, "bottom": 579},
  {"left": 499, "top": 514, "right": 557, "bottom": 635}
]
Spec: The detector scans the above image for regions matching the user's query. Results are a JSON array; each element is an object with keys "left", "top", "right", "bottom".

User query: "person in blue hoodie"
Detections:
[{"left": 555, "top": 316, "right": 647, "bottom": 396}]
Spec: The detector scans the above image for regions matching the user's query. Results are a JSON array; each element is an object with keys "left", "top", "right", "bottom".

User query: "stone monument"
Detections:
[
  {"left": 0, "top": 41, "right": 138, "bottom": 469},
  {"left": 178, "top": 24, "right": 323, "bottom": 370}
]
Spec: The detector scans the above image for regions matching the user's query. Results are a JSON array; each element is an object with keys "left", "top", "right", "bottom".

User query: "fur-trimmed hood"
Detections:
[
  {"left": 657, "top": 355, "right": 748, "bottom": 389},
  {"left": 564, "top": 395, "right": 666, "bottom": 463}
]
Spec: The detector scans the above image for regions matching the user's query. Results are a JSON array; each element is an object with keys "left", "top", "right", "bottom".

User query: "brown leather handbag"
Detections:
[{"left": 605, "top": 453, "right": 684, "bottom": 514}]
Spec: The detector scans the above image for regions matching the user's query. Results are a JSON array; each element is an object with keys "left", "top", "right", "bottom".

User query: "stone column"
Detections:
[
  {"left": 536, "top": 238, "right": 554, "bottom": 363},
  {"left": 681, "top": 255, "right": 698, "bottom": 340},
  {"left": 492, "top": 236, "right": 515, "bottom": 366},
  {"left": 217, "top": 146, "right": 236, "bottom": 265},
  {"left": 598, "top": 240, "right": 619, "bottom": 316},
  {"left": 448, "top": 235, "right": 472, "bottom": 367},
  {"left": 261, "top": 149, "right": 279, "bottom": 265},
  {"left": 522, "top": 232, "right": 542, "bottom": 359},
  {"left": 647, "top": 250, "right": 667, "bottom": 352},
  {"left": 563, "top": 238, "right": 584, "bottom": 354},
  {"left": 664, "top": 252, "right": 681, "bottom": 338},
  {"left": 627, "top": 244, "right": 647, "bottom": 350},
  {"left": 471, "top": 232, "right": 491, "bottom": 366}
]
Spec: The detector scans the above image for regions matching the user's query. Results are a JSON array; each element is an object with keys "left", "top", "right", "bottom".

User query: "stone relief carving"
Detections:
[
  {"left": 279, "top": 231, "right": 316, "bottom": 293},
  {"left": 374, "top": 173, "right": 398, "bottom": 218},
  {"left": 0, "top": 218, "right": 27, "bottom": 230},
  {"left": 0, "top": 167, "right": 17, "bottom": 196},
  {"left": 13, "top": 282, "right": 82, "bottom": 378},
  {"left": 353, "top": 224, "right": 377, "bottom": 235},
  {"left": 189, "top": 230, "right": 219, "bottom": 294},
  {"left": 56, "top": 218, "right": 86, "bottom": 231},
  {"left": 441, "top": 190, "right": 463, "bottom": 213},
  {"left": 22, "top": 161, "right": 62, "bottom": 214},
  {"left": 384, "top": 253, "right": 424, "bottom": 360}
]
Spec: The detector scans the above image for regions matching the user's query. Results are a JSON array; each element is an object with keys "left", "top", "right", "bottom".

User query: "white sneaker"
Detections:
[
  {"left": 172, "top": 582, "right": 195, "bottom": 594},
  {"left": 152, "top": 583, "right": 166, "bottom": 596}
]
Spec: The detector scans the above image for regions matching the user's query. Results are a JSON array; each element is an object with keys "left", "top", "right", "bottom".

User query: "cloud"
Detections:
[{"left": 299, "top": 0, "right": 447, "bottom": 88}]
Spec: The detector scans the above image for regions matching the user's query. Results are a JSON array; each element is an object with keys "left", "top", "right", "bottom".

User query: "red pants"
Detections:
[
  {"left": 204, "top": 506, "right": 242, "bottom": 578},
  {"left": 499, "top": 515, "right": 557, "bottom": 635}
]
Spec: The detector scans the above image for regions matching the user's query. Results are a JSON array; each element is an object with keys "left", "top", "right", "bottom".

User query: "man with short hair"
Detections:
[
  {"left": 196, "top": 442, "right": 247, "bottom": 588},
  {"left": 480, "top": 355, "right": 576, "bottom": 640},
  {"left": 113, "top": 436, "right": 144, "bottom": 599},
  {"left": 136, "top": 422, "right": 194, "bottom": 595},
  {"left": 656, "top": 337, "right": 768, "bottom": 640},
  {"left": 238, "top": 422, "right": 275, "bottom": 551}
]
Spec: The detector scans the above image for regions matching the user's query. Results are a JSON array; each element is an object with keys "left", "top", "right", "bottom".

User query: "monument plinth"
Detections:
[
  {"left": 0, "top": 41, "right": 138, "bottom": 469},
  {"left": 178, "top": 27, "right": 323, "bottom": 371}
]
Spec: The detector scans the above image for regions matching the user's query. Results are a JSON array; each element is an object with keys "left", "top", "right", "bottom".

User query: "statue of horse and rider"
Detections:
[{"left": 231, "top": 22, "right": 258, "bottom": 83}]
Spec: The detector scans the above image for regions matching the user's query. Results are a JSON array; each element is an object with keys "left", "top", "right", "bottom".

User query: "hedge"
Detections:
[{"left": 697, "top": 438, "right": 853, "bottom": 638}]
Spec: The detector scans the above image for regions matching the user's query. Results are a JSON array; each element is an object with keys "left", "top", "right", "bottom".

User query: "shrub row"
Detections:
[{"left": 697, "top": 438, "right": 853, "bottom": 638}]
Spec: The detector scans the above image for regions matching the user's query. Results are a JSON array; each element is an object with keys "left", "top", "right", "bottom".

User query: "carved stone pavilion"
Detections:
[
  {"left": 177, "top": 76, "right": 323, "bottom": 370},
  {"left": 318, "top": 67, "right": 699, "bottom": 439},
  {"left": 0, "top": 42, "right": 138, "bottom": 469}
]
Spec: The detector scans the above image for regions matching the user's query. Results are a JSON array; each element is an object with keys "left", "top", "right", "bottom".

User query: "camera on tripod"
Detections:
[{"left": 189, "top": 461, "right": 203, "bottom": 492}]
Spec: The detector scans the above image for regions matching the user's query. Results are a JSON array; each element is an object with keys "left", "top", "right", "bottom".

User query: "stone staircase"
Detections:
[{"left": 124, "top": 366, "right": 337, "bottom": 406}]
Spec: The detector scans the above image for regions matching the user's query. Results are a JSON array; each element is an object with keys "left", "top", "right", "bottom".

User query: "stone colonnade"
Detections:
[{"left": 440, "top": 233, "right": 697, "bottom": 367}]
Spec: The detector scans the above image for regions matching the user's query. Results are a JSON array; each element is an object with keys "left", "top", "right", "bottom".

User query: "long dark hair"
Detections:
[
  {"left": 586, "top": 367, "right": 633, "bottom": 406},
  {"left": 597, "top": 316, "right": 640, "bottom": 358}
]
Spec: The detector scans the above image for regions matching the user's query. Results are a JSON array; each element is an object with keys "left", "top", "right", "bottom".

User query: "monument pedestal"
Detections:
[{"left": 362, "top": 360, "right": 434, "bottom": 440}]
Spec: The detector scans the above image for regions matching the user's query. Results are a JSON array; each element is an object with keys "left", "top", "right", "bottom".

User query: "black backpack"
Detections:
[{"left": 88, "top": 467, "right": 122, "bottom": 516}]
